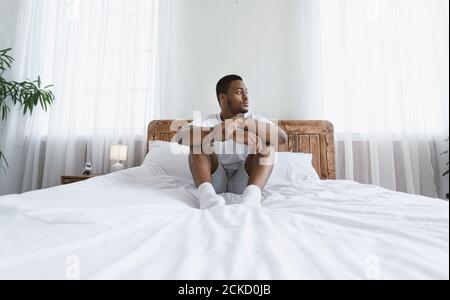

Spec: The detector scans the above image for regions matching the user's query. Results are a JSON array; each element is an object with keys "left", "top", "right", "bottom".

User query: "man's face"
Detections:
[{"left": 225, "top": 80, "right": 250, "bottom": 114}]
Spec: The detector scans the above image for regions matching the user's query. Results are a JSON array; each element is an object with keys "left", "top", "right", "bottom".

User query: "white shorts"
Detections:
[{"left": 212, "top": 162, "right": 249, "bottom": 195}]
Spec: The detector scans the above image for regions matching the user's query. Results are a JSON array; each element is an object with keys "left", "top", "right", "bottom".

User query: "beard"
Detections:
[
  {"left": 226, "top": 98, "right": 249, "bottom": 115},
  {"left": 240, "top": 106, "right": 249, "bottom": 114}
]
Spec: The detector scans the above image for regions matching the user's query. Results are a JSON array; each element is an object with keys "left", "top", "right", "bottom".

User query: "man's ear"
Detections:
[{"left": 219, "top": 94, "right": 227, "bottom": 107}]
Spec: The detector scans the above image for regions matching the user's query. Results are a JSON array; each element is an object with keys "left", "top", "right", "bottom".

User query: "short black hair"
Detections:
[{"left": 216, "top": 75, "right": 243, "bottom": 103}]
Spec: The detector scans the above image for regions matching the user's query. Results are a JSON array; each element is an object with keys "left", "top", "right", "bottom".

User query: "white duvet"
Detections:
[{"left": 0, "top": 165, "right": 448, "bottom": 280}]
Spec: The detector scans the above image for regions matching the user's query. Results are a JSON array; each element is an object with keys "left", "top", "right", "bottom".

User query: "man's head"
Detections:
[{"left": 216, "top": 75, "right": 249, "bottom": 116}]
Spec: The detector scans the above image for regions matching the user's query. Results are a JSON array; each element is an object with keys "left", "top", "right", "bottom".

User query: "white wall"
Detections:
[
  {"left": 0, "top": 0, "right": 19, "bottom": 50},
  {"left": 160, "top": 0, "right": 302, "bottom": 120}
]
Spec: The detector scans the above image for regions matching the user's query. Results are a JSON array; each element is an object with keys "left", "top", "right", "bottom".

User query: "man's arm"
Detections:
[
  {"left": 257, "top": 122, "right": 288, "bottom": 147},
  {"left": 234, "top": 118, "right": 288, "bottom": 147},
  {"left": 175, "top": 124, "right": 228, "bottom": 147},
  {"left": 175, "top": 119, "right": 287, "bottom": 152}
]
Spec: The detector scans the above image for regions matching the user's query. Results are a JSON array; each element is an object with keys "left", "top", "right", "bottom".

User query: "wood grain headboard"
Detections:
[{"left": 147, "top": 120, "right": 336, "bottom": 180}]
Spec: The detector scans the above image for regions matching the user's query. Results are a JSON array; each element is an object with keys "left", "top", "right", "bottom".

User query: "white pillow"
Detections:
[
  {"left": 143, "top": 141, "right": 320, "bottom": 183},
  {"left": 266, "top": 152, "right": 320, "bottom": 185},
  {"left": 143, "top": 141, "right": 192, "bottom": 179}
]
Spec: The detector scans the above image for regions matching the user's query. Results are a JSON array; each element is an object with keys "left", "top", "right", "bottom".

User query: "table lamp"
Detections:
[{"left": 110, "top": 145, "right": 128, "bottom": 172}]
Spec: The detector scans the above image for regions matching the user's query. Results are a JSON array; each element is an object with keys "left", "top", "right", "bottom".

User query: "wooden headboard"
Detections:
[{"left": 147, "top": 120, "right": 336, "bottom": 180}]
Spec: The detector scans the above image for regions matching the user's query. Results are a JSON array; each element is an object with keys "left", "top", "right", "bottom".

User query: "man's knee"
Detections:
[
  {"left": 189, "top": 151, "right": 219, "bottom": 174},
  {"left": 259, "top": 145, "right": 276, "bottom": 157},
  {"left": 258, "top": 145, "right": 276, "bottom": 166},
  {"left": 245, "top": 146, "right": 276, "bottom": 174}
]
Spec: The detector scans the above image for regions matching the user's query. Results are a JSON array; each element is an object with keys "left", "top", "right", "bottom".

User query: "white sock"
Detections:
[
  {"left": 241, "top": 185, "right": 262, "bottom": 207},
  {"left": 198, "top": 182, "right": 226, "bottom": 210}
]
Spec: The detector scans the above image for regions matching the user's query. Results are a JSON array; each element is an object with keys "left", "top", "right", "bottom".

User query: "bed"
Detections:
[{"left": 0, "top": 120, "right": 448, "bottom": 280}]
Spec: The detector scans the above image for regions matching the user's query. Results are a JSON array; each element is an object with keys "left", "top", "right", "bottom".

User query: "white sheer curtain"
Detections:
[
  {"left": 298, "top": 0, "right": 449, "bottom": 199},
  {"left": 0, "top": 0, "right": 161, "bottom": 195}
]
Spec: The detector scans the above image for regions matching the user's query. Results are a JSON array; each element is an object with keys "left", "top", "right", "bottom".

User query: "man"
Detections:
[{"left": 176, "top": 75, "right": 288, "bottom": 209}]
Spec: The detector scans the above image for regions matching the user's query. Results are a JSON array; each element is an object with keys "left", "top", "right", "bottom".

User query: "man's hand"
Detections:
[
  {"left": 220, "top": 120, "right": 236, "bottom": 141},
  {"left": 219, "top": 116, "right": 288, "bottom": 148},
  {"left": 220, "top": 116, "right": 247, "bottom": 141},
  {"left": 231, "top": 129, "right": 263, "bottom": 154},
  {"left": 231, "top": 116, "right": 248, "bottom": 131}
]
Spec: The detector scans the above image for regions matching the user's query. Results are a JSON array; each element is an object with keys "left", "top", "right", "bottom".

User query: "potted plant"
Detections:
[{"left": 0, "top": 48, "right": 55, "bottom": 172}]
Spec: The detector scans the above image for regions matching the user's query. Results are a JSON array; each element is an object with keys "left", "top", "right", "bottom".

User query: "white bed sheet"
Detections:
[{"left": 0, "top": 166, "right": 448, "bottom": 280}]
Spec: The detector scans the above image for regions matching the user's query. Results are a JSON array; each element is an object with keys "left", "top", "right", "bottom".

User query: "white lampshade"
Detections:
[{"left": 110, "top": 145, "right": 128, "bottom": 162}]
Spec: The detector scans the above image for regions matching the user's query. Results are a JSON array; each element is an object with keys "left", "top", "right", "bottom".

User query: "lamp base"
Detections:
[{"left": 111, "top": 162, "right": 125, "bottom": 173}]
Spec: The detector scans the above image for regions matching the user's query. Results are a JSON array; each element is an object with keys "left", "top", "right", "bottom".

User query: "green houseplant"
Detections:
[{"left": 0, "top": 48, "right": 55, "bottom": 172}]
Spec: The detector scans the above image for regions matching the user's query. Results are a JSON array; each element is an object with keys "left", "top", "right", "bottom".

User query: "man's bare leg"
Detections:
[
  {"left": 241, "top": 146, "right": 276, "bottom": 206},
  {"left": 189, "top": 148, "right": 225, "bottom": 209},
  {"left": 188, "top": 149, "right": 219, "bottom": 188},
  {"left": 245, "top": 145, "right": 276, "bottom": 189}
]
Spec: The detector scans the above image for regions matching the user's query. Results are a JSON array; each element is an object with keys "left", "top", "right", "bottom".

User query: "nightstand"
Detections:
[{"left": 61, "top": 175, "right": 97, "bottom": 185}]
